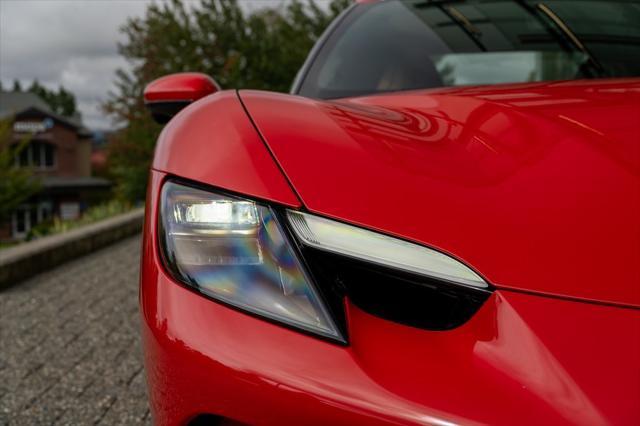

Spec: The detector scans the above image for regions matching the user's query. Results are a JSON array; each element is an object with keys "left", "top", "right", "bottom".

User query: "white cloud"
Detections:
[{"left": 0, "top": 0, "right": 153, "bottom": 129}]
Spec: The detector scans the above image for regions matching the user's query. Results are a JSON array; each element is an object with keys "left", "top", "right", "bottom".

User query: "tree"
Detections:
[
  {"left": 0, "top": 118, "right": 41, "bottom": 221},
  {"left": 27, "top": 80, "right": 78, "bottom": 118},
  {"left": 12, "top": 80, "right": 22, "bottom": 92},
  {"left": 104, "top": 0, "right": 349, "bottom": 202}
]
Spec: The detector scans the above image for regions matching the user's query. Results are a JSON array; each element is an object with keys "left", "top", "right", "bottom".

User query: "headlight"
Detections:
[
  {"left": 159, "top": 180, "right": 343, "bottom": 341},
  {"left": 287, "top": 211, "right": 486, "bottom": 289},
  {"left": 160, "top": 180, "right": 490, "bottom": 340}
]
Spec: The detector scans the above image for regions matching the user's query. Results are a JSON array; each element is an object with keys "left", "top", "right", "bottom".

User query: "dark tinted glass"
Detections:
[{"left": 299, "top": 0, "right": 640, "bottom": 99}]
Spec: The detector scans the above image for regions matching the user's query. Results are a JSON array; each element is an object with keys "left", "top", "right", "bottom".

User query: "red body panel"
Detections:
[
  {"left": 152, "top": 90, "right": 300, "bottom": 207},
  {"left": 142, "top": 80, "right": 640, "bottom": 425},
  {"left": 144, "top": 72, "right": 220, "bottom": 103},
  {"left": 239, "top": 79, "right": 640, "bottom": 307},
  {"left": 142, "top": 172, "right": 640, "bottom": 426}
]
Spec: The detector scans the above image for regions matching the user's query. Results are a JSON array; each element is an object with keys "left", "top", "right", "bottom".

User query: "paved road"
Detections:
[{"left": 0, "top": 236, "right": 151, "bottom": 425}]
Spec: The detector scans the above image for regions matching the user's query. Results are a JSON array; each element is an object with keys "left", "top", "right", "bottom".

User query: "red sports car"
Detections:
[{"left": 139, "top": 1, "right": 640, "bottom": 425}]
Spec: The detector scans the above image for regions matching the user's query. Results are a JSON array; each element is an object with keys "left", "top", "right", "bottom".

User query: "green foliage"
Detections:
[
  {"left": 27, "top": 199, "right": 132, "bottom": 240},
  {"left": 0, "top": 118, "right": 41, "bottom": 221},
  {"left": 27, "top": 80, "right": 78, "bottom": 118},
  {"left": 107, "top": 118, "right": 158, "bottom": 202},
  {"left": 104, "top": 0, "right": 349, "bottom": 202}
]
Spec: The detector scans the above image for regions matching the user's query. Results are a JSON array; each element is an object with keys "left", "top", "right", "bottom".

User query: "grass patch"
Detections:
[{"left": 27, "top": 199, "right": 133, "bottom": 240}]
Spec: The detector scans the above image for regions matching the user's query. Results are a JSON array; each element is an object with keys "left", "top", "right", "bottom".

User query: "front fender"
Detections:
[{"left": 152, "top": 90, "right": 300, "bottom": 207}]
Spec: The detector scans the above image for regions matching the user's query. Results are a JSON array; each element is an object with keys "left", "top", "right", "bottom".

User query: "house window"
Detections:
[
  {"left": 11, "top": 206, "right": 30, "bottom": 239},
  {"left": 44, "top": 144, "right": 54, "bottom": 167},
  {"left": 13, "top": 141, "right": 56, "bottom": 169},
  {"left": 11, "top": 201, "right": 54, "bottom": 239},
  {"left": 39, "top": 203, "right": 52, "bottom": 222}
]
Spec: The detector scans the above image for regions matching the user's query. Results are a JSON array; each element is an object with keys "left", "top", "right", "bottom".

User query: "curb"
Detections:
[{"left": 0, "top": 208, "right": 145, "bottom": 289}]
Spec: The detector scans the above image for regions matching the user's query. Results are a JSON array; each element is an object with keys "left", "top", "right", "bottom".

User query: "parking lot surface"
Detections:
[{"left": 0, "top": 236, "right": 150, "bottom": 425}]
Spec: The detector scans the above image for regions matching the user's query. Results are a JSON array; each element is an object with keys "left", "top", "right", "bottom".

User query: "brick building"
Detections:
[{"left": 0, "top": 90, "right": 111, "bottom": 240}]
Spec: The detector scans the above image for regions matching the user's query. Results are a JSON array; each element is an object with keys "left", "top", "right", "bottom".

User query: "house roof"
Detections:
[
  {"left": 0, "top": 90, "right": 91, "bottom": 136},
  {"left": 0, "top": 90, "right": 51, "bottom": 117}
]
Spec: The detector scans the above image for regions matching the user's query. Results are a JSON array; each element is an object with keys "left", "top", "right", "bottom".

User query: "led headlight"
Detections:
[
  {"left": 287, "top": 211, "right": 487, "bottom": 289},
  {"left": 159, "top": 181, "right": 342, "bottom": 341}
]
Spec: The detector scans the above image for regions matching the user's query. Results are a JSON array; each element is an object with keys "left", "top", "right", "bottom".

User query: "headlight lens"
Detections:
[{"left": 159, "top": 181, "right": 342, "bottom": 341}]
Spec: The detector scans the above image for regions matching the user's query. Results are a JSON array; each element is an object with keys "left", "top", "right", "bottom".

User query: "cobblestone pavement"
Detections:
[{"left": 0, "top": 236, "right": 151, "bottom": 425}]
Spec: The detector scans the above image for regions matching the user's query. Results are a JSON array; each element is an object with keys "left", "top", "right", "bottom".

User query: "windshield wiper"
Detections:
[{"left": 537, "top": 2, "right": 605, "bottom": 76}]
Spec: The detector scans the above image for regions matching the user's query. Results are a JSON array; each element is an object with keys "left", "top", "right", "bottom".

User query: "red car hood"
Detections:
[{"left": 239, "top": 79, "right": 640, "bottom": 308}]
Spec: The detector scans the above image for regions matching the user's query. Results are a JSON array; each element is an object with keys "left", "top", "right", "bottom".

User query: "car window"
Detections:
[{"left": 298, "top": 0, "right": 640, "bottom": 99}]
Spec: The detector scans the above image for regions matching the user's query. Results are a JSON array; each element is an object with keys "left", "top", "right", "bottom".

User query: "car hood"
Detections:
[{"left": 239, "top": 79, "right": 640, "bottom": 307}]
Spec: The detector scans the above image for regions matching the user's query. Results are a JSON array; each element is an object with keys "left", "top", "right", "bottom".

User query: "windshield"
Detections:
[{"left": 298, "top": 0, "right": 640, "bottom": 99}]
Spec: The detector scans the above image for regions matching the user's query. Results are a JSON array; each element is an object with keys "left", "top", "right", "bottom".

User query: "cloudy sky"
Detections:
[
  {"left": 0, "top": 0, "right": 155, "bottom": 129},
  {"left": 0, "top": 0, "right": 285, "bottom": 130}
]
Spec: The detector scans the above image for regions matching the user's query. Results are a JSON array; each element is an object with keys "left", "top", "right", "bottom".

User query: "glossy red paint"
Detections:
[
  {"left": 144, "top": 72, "right": 221, "bottom": 103},
  {"left": 151, "top": 90, "right": 300, "bottom": 207},
  {"left": 141, "top": 171, "right": 640, "bottom": 425},
  {"left": 239, "top": 79, "right": 640, "bottom": 307}
]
